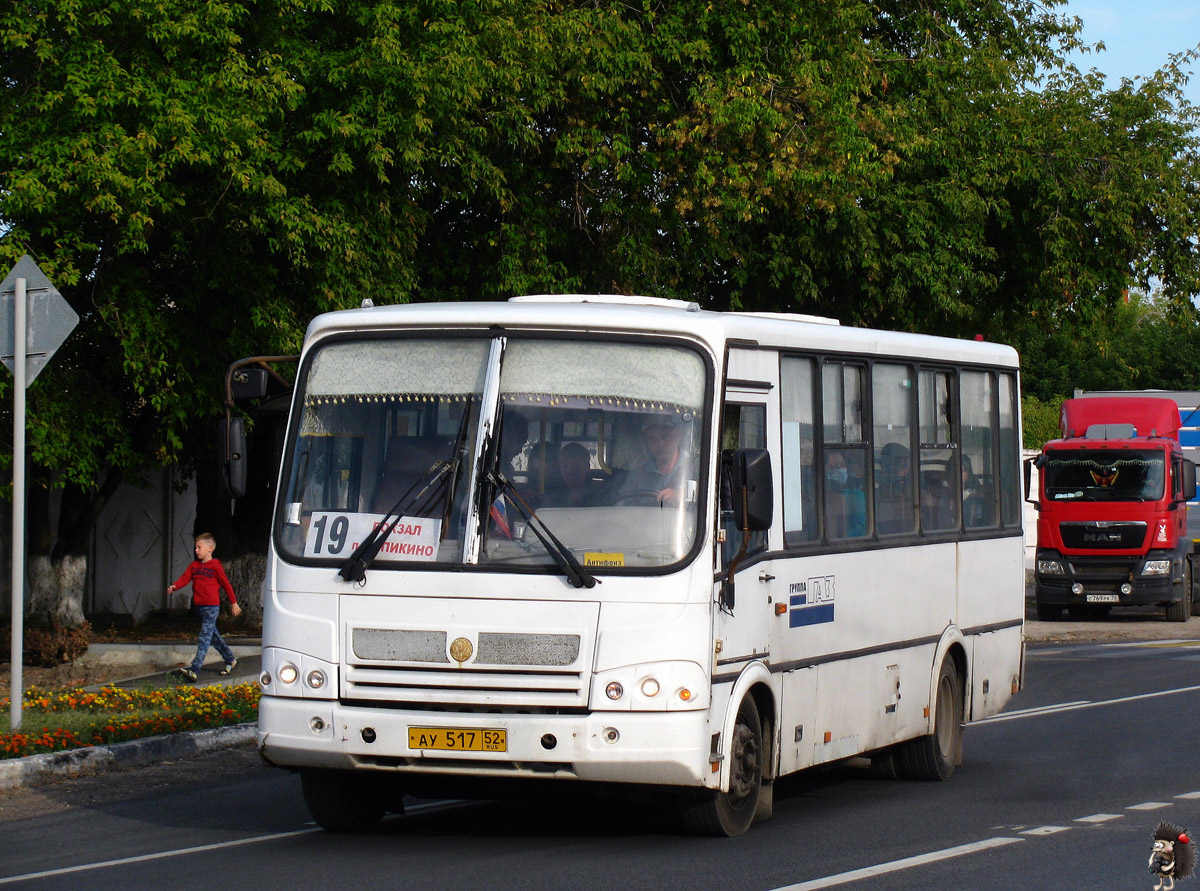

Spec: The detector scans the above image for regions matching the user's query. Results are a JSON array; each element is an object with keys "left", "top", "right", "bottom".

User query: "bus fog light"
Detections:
[
  {"left": 278, "top": 663, "right": 299, "bottom": 685},
  {"left": 1120, "top": 582, "right": 1133, "bottom": 595},
  {"left": 602, "top": 727, "right": 619, "bottom": 744},
  {"left": 310, "top": 716, "right": 325, "bottom": 733},
  {"left": 362, "top": 727, "right": 377, "bottom": 744},
  {"left": 606, "top": 681, "right": 624, "bottom": 701},
  {"left": 1143, "top": 559, "right": 1171, "bottom": 575},
  {"left": 640, "top": 678, "right": 660, "bottom": 697},
  {"left": 306, "top": 669, "right": 326, "bottom": 689},
  {"left": 541, "top": 734, "right": 557, "bottom": 750},
  {"left": 1071, "top": 583, "right": 1084, "bottom": 595}
]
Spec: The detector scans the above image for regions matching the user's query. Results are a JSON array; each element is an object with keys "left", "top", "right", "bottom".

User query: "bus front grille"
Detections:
[{"left": 342, "top": 663, "right": 587, "bottom": 708}]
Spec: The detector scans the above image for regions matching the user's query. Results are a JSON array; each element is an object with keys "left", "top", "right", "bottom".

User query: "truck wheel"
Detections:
[
  {"left": 301, "top": 768, "right": 389, "bottom": 831},
  {"left": 1190, "top": 559, "right": 1200, "bottom": 617},
  {"left": 1035, "top": 598, "right": 1061, "bottom": 621},
  {"left": 679, "top": 694, "right": 763, "bottom": 836}
]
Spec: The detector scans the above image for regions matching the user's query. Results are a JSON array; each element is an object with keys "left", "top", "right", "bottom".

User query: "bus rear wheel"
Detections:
[
  {"left": 679, "top": 694, "right": 762, "bottom": 837},
  {"left": 301, "top": 768, "right": 391, "bottom": 831},
  {"left": 895, "top": 658, "right": 963, "bottom": 781}
]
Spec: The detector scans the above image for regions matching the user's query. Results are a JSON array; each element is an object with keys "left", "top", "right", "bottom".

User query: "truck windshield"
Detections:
[
  {"left": 1042, "top": 448, "right": 1165, "bottom": 502},
  {"left": 275, "top": 335, "right": 708, "bottom": 572}
]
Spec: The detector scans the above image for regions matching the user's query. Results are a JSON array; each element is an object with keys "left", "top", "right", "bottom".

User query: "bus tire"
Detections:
[
  {"left": 301, "top": 768, "right": 388, "bottom": 832},
  {"left": 896, "top": 659, "right": 963, "bottom": 781},
  {"left": 679, "top": 695, "right": 762, "bottom": 837}
]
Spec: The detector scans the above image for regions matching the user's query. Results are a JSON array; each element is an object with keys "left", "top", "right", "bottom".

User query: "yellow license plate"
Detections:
[{"left": 408, "top": 727, "right": 507, "bottom": 752}]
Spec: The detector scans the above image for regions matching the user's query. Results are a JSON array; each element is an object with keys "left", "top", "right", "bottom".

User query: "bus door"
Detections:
[{"left": 715, "top": 351, "right": 780, "bottom": 680}]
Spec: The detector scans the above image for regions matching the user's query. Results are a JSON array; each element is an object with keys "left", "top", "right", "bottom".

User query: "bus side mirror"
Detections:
[
  {"left": 731, "top": 448, "right": 773, "bottom": 531},
  {"left": 219, "top": 415, "right": 247, "bottom": 499},
  {"left": 230, "top": 367, "right": 269, "bottom": 402}
]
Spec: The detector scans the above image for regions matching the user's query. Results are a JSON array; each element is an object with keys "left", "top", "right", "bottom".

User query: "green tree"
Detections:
[{"left": 3, "top": 0, "right": 1199, "bottom": 620}]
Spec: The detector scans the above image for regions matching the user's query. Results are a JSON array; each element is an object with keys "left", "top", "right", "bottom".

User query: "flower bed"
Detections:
[{"left": 0, "top": 683, "right": 260, "bottom": 759}]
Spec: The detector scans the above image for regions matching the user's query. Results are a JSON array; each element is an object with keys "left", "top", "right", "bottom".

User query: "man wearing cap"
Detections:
[{"left": 620, "top": 413, "right": 693, "bottom": 507}]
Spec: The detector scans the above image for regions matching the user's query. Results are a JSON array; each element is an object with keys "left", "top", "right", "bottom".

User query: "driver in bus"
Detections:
[{"left": 620, "top": 413, "right": 694, "bottom": 507}]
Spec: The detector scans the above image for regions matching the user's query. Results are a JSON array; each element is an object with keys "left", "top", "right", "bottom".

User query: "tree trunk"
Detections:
[{"left": 25, "top": 469, "right": 123, "bottom": 627}]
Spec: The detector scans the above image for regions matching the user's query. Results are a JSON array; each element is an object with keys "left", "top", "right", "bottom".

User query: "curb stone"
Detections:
[{"left": 0, "top": 722, "right": 256, "bottom": 792}]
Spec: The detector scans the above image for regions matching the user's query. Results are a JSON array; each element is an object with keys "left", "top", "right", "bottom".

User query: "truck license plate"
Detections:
[
  {"left": 408, "top": 727, "right": 507, "bottom": 752},
  {"left": 1086, "top": 594, "right": 1119, "bottom": 603}
]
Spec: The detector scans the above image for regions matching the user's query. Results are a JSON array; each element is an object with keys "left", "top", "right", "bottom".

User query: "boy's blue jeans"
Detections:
[{"left": 191, "top": 605, "right": 236, "bottom": 673}]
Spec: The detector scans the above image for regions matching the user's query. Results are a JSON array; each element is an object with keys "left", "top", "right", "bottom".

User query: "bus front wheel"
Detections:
[
  {"left": 301, "top": 768, "right": 392, "bottom": 831},
  {"left": 679, "top": 694, "right": 763, "bottom": 837}
]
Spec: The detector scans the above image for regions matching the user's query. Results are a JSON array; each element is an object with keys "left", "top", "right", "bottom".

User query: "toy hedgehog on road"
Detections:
[{"left": 1150, "top": 822, "right": 1196, "bottom": 890}]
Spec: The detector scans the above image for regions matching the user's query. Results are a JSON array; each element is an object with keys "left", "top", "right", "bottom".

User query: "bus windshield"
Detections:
[
  {"left": 275, "top": 335, "right": 708, "bottom": 572},
  {"left": 1042, "top": 447, "right": 1166, "bottom": 503}
]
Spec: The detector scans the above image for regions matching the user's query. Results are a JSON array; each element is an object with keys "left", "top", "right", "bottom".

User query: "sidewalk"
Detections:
[{"left": 1, "top": 639, "right": 262, "bottom": 792}]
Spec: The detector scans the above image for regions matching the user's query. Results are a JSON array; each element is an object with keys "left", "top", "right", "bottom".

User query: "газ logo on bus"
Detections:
[{"left": 789, "top": 576, "right": 837, "bottom": 628}]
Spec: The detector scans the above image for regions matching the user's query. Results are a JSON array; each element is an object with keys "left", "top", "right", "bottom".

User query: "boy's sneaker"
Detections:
[
  {"left": 219, "top": 658, "right": 240, "bottom": 676},
  {"left": 175, "top": 667, "right": 198, "bottom": 682}
]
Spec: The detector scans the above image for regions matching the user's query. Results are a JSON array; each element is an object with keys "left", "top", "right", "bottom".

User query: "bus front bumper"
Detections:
[{"left": 256, "top": 695, "right": 714, "bottom": 788}]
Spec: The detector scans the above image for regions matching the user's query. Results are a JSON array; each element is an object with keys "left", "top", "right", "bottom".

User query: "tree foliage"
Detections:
[{"left": 1, "top": 0, "right": 1199, "bottom": 563}]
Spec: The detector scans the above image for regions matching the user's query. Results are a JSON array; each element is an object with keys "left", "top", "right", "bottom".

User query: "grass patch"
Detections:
[{"left": 0, "top": 682, "right": 260, "bottom": 759}]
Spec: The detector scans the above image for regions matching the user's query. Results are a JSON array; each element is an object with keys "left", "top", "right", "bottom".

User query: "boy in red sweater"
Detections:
[{"left": 167, "top": 533, "right": 243, "bottom": 682}]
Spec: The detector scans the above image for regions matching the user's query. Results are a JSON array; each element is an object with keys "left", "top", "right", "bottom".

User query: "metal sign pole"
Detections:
[{"left": 10, "top": 277, "right": 24, "bottom": 732}]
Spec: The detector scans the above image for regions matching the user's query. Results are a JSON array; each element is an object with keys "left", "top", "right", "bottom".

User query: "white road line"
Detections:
[
  {"left": 1128, "top": 802, "right": 1172, "bottom": 811},
  {"left": 1021, "top": 826, "right": 1070, "bottom": 836},
  {"left": 0, "top": 828, "right": 322, "bottom": 885},
  {"left": 1075, "top": 814, "right": 1124, "bottom": 823},
  {"left": 0, "top": 800, "right": 462, "bottom": 885},
  {"left": 1177, "top": 792, "right": 1200, "bottom": 799},
  {"left": 767, "top": 837, "right": 1023, "bottom": 891},
  {"left": 975, "top": 684, "right": 1200, "bottom": 725}
]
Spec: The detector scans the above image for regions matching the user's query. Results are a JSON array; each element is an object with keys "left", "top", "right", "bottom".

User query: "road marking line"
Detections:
[
  {"left": 767, "top": 837, "right": 1023, "bottom": 890},
  {"left": 975, "top": 685, "right": 1200, "bottom": 725},
  {"left": 1128, "top": 802, "right": 1172, "bottom": 810},
  {"left": 1177, "top": 792, "right": 1200, "bottom": 799},
  {"left": 1021, "top": 826, "right": 1070, "bottom": 835},
  {"left": 1075, "top": 814, "right": 1123, "bottom": 823},
  {"left": 0, "top": 800, "right": 460, "bottom": 884},
  {"left": 0, "top": 828, "right": 321, "bottom": 885}
]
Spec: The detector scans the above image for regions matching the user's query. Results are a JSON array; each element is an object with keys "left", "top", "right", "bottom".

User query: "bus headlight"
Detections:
[
  {"left": 593, "top": 661, "right": 708, "bottom": 711},
  {"left": 1037, "top": 560, "right": 1065, "bottom": 575},
  {"left": 1143, "top": 560, "right": 1171, "bottom": 575},
  {"left": 278, "top": 663, "right": 299, "bottom": 685},
  {"left": 306, "top": 669, "right": 327, "bottom": 690}
]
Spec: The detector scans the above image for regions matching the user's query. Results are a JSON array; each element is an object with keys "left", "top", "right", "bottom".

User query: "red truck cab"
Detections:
[{"left": 1031, "top": 397, "right": 1198, "bottom": 621}]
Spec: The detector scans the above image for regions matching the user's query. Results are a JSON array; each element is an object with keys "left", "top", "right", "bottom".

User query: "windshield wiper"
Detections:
[
  {"left": 488, "top": 469, "right": 597, "bottom": 589},
  {"left": 338, "top": 460, "right": 452, "bottom": 583}
]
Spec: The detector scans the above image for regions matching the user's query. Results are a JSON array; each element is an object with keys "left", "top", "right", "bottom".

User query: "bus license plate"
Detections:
[
  {"left": 1086, "top": 594, "right": 1119, "bottom": 603},
  {"left": 408, "top": 727, "right": 507, "bottom": 752}
]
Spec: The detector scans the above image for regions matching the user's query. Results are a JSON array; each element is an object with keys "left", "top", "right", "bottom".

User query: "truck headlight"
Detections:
[
  {"left": 1143, "top": 560, "right": 1171, "bottom": 576},
  {"left": 1038, "top": 560, "right": 1065, "bottom": 575}
]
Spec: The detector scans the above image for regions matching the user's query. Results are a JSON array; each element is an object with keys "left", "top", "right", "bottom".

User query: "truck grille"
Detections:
[{"left": 1059, "top": 522, "right": 1146, "bottom": 550}]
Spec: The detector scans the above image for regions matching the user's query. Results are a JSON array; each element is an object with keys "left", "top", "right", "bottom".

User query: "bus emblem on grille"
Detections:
[{"left": 449, "top": 637, "right": 473, "bottom": 663}]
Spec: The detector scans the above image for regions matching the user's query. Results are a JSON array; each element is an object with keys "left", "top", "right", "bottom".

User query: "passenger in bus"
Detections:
[
  {"left": 371, "top": 438, "right": 447, "bottom": 516},
  {"left": 876, "top": 441, "right": 914, "bottom": 534},
  {"left": 825, "top": 451, "right": 867, "bottom": 538},
  {"left": 619, "top": 413, "right": 693, "bottom": 507},
  {"left": 549, "top": 442, "right": 606, "bottom": 507}
]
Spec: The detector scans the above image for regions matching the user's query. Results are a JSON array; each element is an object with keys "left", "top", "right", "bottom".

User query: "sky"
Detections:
[{"left": 1063, "top": 0, "right": 1200, "bottom": 108}]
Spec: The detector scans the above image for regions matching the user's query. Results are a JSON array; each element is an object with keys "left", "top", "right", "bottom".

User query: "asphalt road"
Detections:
[{"left": 3, "top": 637, "right": 1200, "bottom": 890}]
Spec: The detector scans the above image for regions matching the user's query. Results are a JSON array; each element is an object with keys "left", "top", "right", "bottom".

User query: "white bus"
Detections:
[{"left": 247, "top": 294, "right": 1024, "bottom": 836}]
